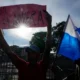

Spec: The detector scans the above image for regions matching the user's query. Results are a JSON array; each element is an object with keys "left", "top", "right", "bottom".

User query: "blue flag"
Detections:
[{"left": 58, "top": 15, "right": 80, "bottom": 60}]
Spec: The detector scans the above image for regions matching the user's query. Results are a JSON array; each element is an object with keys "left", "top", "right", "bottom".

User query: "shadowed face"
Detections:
[{"left": 27, "top": 49, "right": 40, "bottom": 64}]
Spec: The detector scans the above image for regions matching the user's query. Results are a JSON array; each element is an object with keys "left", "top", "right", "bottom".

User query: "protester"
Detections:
[
  {"left": 0, "top": 11, "right": 52, "bottom": 80},
  {"left": 74, "top": 59, "right": 80, "bottom": 80}
]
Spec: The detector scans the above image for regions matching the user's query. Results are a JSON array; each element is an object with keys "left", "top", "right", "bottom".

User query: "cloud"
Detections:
[
  {"left": 7, "top": 27, "right": 47, "bottom": 40},
  {"left": 3, "top": 27, "right": 47, "bottom": 46},
  {"left": 1, "top": 0, "right": 80, "bottom": 46},
  {"left": 3, "top": 29, "right": 30, "bottom": 46}
]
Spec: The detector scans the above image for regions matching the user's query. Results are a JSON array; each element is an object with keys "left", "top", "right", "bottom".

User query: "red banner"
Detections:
[{"left": 0, "top": 4, "right": 47, "bottom": 29}]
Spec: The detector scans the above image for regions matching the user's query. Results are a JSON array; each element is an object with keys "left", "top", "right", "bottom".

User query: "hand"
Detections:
[
  {"left": 43, "top": 10, "right": 52, "bottom": 25},
  {"left": 74, "top": 58, "right": 80, "bottom": 66},
  {"left": 0, "top": 29, "right": 4, "bottom": 38}
]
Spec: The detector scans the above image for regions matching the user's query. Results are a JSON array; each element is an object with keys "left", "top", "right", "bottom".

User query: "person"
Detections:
[
  {"left": 0, "top": 11, "right": 52, "bottom": 80},
  {"left": 74, "top": 59, "right": 80, "bottom": 80}
]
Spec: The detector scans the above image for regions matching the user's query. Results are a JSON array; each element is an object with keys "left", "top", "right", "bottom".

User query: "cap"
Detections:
[{"left": 26, "top": 45, "right": 40, "bottom": 53}]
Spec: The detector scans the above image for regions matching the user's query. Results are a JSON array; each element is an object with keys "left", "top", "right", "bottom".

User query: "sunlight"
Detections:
[
  {"left": 10, "top": 23, "right": 33, "bottom": 40},
  {"left": 8, "top": 23, "right": 47, "bottom": 40}
]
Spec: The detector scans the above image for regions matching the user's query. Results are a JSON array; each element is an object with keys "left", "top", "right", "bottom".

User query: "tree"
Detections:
[
  {"left": 30, "top": 32, "right": 47, "bottom": 53},
  {"left": 10, "top": 45, "right": 22, "bottom": 56},
  {"left": 52, "top": 21, "right": 66, "bottom": 52},
  {"left": 30, "top": 21, "right": 66, "bottom": 53}
]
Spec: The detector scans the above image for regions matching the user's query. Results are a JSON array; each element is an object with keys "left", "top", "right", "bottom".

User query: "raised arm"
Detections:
[
  {"left": 42, "top": 11, "right": 52, "bottom": 68},
  {"left": 0, "top": 30, "right": 26, "bottom": 68}
]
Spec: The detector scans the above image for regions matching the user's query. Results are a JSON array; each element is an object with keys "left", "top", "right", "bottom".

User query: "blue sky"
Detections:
[{"left": 0, "top": 0, "right": 80, "bottom": 47}]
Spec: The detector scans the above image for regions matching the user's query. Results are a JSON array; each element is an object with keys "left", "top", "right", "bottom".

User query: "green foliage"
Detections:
[
  {"left": 30, "top": 32, "right": 47, "bottom": 53},
  {"left": 10, "top": 45, "right": 22, "bottom": 56},
  {"left": 52, "top": 21, "right": 66, "bottom": 51},
  {"left": 30, "top": 21, "right": 66, "bottom": 53},
  {"left": 9, "top": 21, "right": 66, "bottom": 57}
]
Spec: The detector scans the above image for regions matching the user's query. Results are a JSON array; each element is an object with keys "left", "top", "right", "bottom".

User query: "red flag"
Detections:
[{"left": 0, "top": 4, "right": 47, "bottom": 29}]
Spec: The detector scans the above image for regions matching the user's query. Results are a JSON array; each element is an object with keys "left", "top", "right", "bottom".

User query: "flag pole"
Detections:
[
  {"left": 55, "top": 15, "right": 70, "bottom": 59},
  {"left": 52, "top": 15, "right": 70, "bottom": 78},
  {"left": 55, "top": 15, "right": 80, "bottom": 80}
]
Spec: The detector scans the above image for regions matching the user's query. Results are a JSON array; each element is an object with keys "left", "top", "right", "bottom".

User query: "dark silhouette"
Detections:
[
  {"left": 74, "top": 59, "right": 80, "bottom": 80},
  {"left": 0, "top": 11, "right": 52, "bottom": 80}
]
